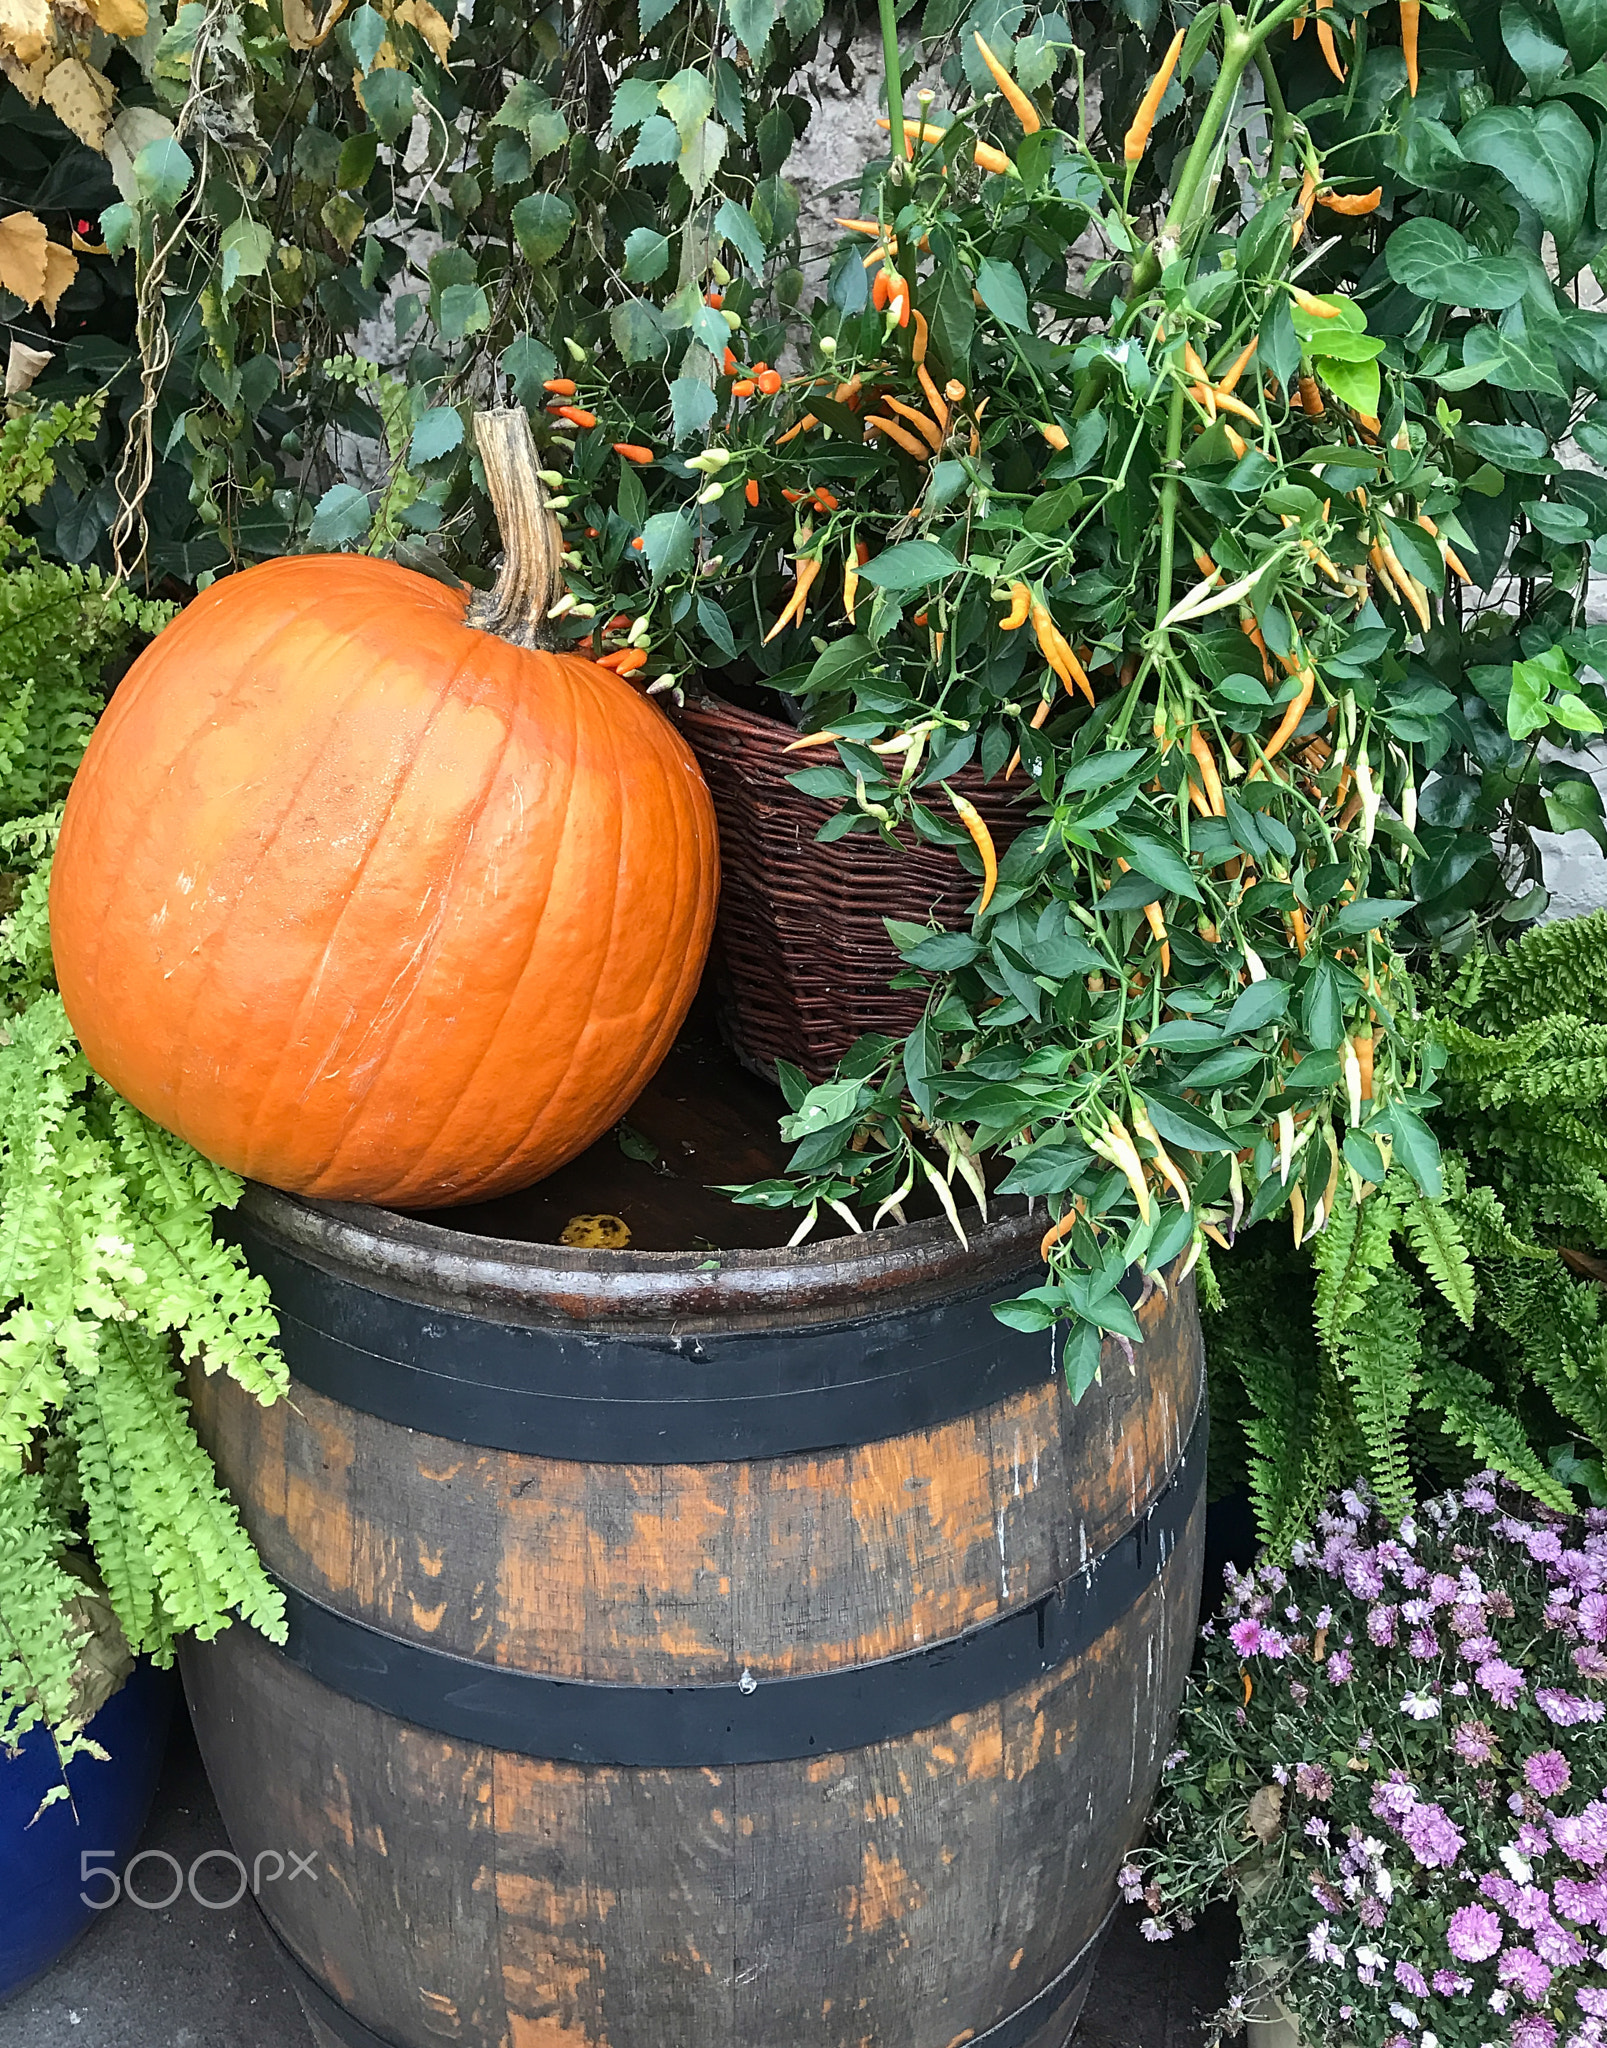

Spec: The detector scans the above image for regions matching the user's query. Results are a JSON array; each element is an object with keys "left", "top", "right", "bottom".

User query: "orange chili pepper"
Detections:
[
  {"left": 949, "top": 791, "right": 998, "bottom": 912},
  {"left": 1318, "top": 186, "right": 1383, "bottom": 215},
  {"left": 866, "top": 414, "right": 930, "bottom": 461},
  {"left": 1006, "top": 691, "right": 1054, "bottom": 780},
  {"left": 1249, "top": 670, "right": 1316, "bottom": 779},
  {"left": 1299, "top": 374, "right": 1325, "bottom": 417},
  {"left": 1292, "top": 165, "right": 1318, "bottom": 246},
  {"left": 630, "top": 535, "right": 644, "bottom": 551},
  {"left": 1039, "top": 1199, "right": 1084, "bottom": 1262},
  {"left": 1242, "top": 1671, "right": 1253, "bottom": 1707},
  {"left": 722, "top": 348, "right": 739, "bottom": 374},
  {"left": 1241, "top": 615, "right": 1275, "bottom": 683},
  {"left": 883, "top": 394, "right": 943, "bottom": 454},
  {"left": 813, "top": 487, "right": 840, "bottom": 513},
  {"left": 1291, "top": 285, "right": 1340, "bottom": 319},
  {"left": 732, "top": 379, "right": 756, "bottom": 398},
  {"left": 551, "top": 404, "right": 597, "bottom": 430},
  {"left": 544, "top": 377, "right": 577, "bottom": 396},
  {"left": 871, "top": 268, "right": 893, "bottom": 311},
  {"left": 911, "top": 307, "right": 930, "bottom": 367},
  {"left": 1215, "top": 339, "right": 1258, "bottom": 395},
  {"left": 1315, "top": 0, "right": 1347, "bottom": 79},
  {"left": 1030, "top": 601, "right": 1095, "bottom": 707},
  {"left": 856, "top": 540, "right": 871, "bottom": 566},
  {"left": 596, "top": 647, "right": 648, "bottom": 676},
  {"left": 999, "top": 583, "right": 1031, "bottom": 631},
  {"left": 1353, "top": 1029, "right": 1375, "bottom": 1101},
  {"left": 612, "top": 443, "right": 654, "bottom": 464},
  {"left": 875, "top": 117, "right": 1013, "bottom": 177},
  {"left": 974, "top": 30, "right": 1041, "bottom": 132},
  {"left": 775, "top": 412, "right": 818, "bottom": 446},
  {"left": 745, "top": 478, "right": 759, "bottom": 508},
  {"left": 706, "top": 289, "right": 724, "bottom": 308},
  {"left": 1124, "top": 27, "right": 1185, "bottom": 163},
  {"left": 757, "top": 368, "right": 783, "bottom": 396},
  {"left": 917, "top": 365, "right": 950, "bottom": 431},
  {"left": 1117, "top": 861, "right": 1170, "bottom": 976},
  {"left": 762, "top": 554, "right": 823, "bottom": 643},
  {"left": 1401, "top": 0, "right": 1420, "bottom": 93}
]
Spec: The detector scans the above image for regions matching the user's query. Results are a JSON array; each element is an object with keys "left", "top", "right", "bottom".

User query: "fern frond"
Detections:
[
  {"left": 1313, "top": 1183, "right": 1398, "bottom": 1352},
  {"left": 1418, "top": 1359, "right": 1573, "bottom": 1509},
  {"left": 1402, "top": 1194, "right": 1477, "bottom": 1327}
]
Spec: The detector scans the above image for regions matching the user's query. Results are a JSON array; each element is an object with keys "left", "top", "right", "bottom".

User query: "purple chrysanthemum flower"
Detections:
[
  {"left": 1478, "top": 1657, "right": 1527, "bottom": 1707},
  {"left": 1551, "top": 1802, "right": 1607, "bottom": 1868},
  {"left": 1580, "top": 1989, "right": 1607, "bottom": 2019},
  {"left": 1295, "top": 1762, "right": 1333, "bottom": 1801},
  {"left": 1447, "top": 1902, "right": 1504, "bottom": 1962},
  {"left": 1401, "top": 1800, "right": 1465, "bottom": 1870},
  {"left": 1409, "top": 1627, "right": 1442, "bottom": 1660},
  {"left": 1536, "top": 1688, "right": 1606, "bottom": 1727},
  {"left": 1433, "top": 1967, "right": 1473, "bottom": 1995},
  {"left": 1454, "top": 1718, "right": 1498, "bottom": 1764},
  {"left": 1228, "top": 1618, "right": 1263, "bottom": 1656},
  {"left": 1573, "top": 1646, "right": 1607, "bottom": 1680},
  {"left": 1498, "top": 1947, "right": 1553, "bottom": 2004},
  {"left": 1368, "top": 1603, "right": 1399, "bottom": 1646},
  {"left": 1394, "top": 1959, "right": 1429, "bottom": 1998},
  {"left": 1372, "top": 1776, "right": 1419, "bottom": 1826},
  {"left": 1525, "top": 1750, "right": 1572, "bottom": 1799},
  {"left": 1345, "top": 1550, "right": 1387, "bottom": 1599},
  {"left": 1510, "top": 2019, "right": 1559, "bottom": 2048},
  {"left": 1326, "top": 1649, "right": 1354, "bottom": 1684},
  {"left": 1528, "top": 1529, "right": 1565, "bottom": 1564}
]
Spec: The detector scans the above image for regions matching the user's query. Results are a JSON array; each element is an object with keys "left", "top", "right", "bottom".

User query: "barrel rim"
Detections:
[{"left": 239, "top": 1181, "right": 1044, "bottom": 1332}]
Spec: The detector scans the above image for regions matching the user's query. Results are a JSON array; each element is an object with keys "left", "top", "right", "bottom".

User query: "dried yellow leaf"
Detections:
[
  {"left": 281, "top": 0, "right": 352, "bottom": 50},
  {"left": 0, "top": 0, "right": 54, "bottom": 67},
  {"left": 39, "top": 239, "right": 78, "bottom": 321},
  {"left": 40, "top": 56, "right": 115, "bottom": 150},
  {"left": 84, "top": 0, "right": 148, "bottom": 36},
  {"left": 393, "top": 0, "right": 452, "bottom": 59},
  {"left": 368, "top": 33, "right": 400, "bottom": 66},
  {"left": 0, "top": 44, "right": 52, "bottom": 100},
  {"left": 0, "top": 209, "right": 48, "bottom": 306},
  {"left": 5, "top": 338, "right": 54, "bottom": 396}
]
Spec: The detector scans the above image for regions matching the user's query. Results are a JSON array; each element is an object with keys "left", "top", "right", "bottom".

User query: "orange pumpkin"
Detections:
[{"left": 49, "top": 410, "right": 718, "bottom": 1208}]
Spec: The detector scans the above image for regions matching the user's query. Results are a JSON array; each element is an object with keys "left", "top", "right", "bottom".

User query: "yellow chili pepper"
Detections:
[
  {"left": 974, "top": 30, "right": 1041, "bottom": 132},
  {"left": 1118, "top": 861, "right": 1171, "bottom": 976},
  {"left": 999, "top": 582, "right": 1032, "bottom": 630},
  {"left": 1188, "top": 727, "right": 1226, "bottom": 816},
  {"left": 883, "top": 394, "right": 944, "bottom": 454},
  {"left": 1124, "top": 27, "right": 1186, "bottom": 163},
  {"left": 876, "top": 117, "right": 1014, "bottom": 177},
  {"left": 1315, "top": 0, "right": 1347, "bottom": 80},
  {"left": 1215, "top": 338, "right": 1259, "bottom": 394},
  {"left": 1291, "top": 285, "right": 1341, "bottom": 319},
  {"left": 917, "top": 364, "right": 950, "bottom": 430},
  {"left": 911, "top": 307, "right": 931, "bottom": 367},
  {"left": 948, "top": 789, "right": 998, "bottom": 911},
  {"left": 843, "top": 561, "right": 860, "bottom": 624},
  {"left": 762, "top": 555, "right": 823, "bottom": 643},
  {"left": 1030, "top": 600, "right": 1096, "bottom": 707},
  {"left": 1249, "top": 669, "right": 1316, "bottom": 779}
]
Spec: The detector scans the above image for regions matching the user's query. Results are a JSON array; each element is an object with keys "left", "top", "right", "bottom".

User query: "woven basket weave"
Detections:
[{"left": 678, "top": 691, "right": 1024, "bottom": 1081}]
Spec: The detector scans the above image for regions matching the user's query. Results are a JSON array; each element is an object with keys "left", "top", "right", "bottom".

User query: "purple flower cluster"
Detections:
[{"left": 1140, "top": 1477, "right": 1607, "bottom": 2048}]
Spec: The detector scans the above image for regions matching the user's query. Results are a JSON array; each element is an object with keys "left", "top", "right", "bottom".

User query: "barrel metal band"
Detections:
[
  {"left": 233, "top": 1215, "right": 1142, "bottom": 1464},
  {"left": 269, "top": 1399, "right": 1204, "bottom": 1769},
  {"left": 270, "top": 1900, "right": 1113, "bottom": 2048}
]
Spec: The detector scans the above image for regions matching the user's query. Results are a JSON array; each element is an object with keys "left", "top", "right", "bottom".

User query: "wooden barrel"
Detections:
[{"left": 182, "top": 1185, "right": 1205, "bottom": 2048}]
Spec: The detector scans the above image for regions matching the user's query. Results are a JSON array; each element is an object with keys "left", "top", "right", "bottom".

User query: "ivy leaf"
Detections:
[
  {"left": 680, "top": 119, "right": 729, "bottom": 201},
  {"left": 1314, "top": 355, "right": 1379, "bottom": 415},
  {"left": 610, "top": 299, "right": 669, "bottom": 364},
  {"left": 1509, "top": 646, "right": 1574, "bottom": 738},
  {"left": 511, "top": 192, "right": 575, "bottom": 266},
  {"left": 626, "top": 115, "right": 681, "bottom": 170},
  {"left": 714, "top": 196, "right": 767, "bottom": 270},
  {"left": 975, "top": 257, "right": 1031, "bottom": 331},
  {"left": 1555, "top": 0, "right": 1607, "bottom": 67},
  {"left": 309, "top": 483, "right": 373, "bottom": 548},
  {"left": 1385, "top": 218, "right": 1529, "bottom": 310},
  {"left": 132, "top": 136, "right": 193, "bottom": 211},
  {"left": 728, "top": 0, "right": 780, "bottom": 60},
  {"left": 408, "top": 406, "right": 463, "bottom": 463}
]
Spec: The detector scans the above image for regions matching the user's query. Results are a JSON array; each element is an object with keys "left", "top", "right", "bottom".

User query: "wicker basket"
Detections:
[{"left": 678, "top": 691, "right": 1025, "bottom": 1081}]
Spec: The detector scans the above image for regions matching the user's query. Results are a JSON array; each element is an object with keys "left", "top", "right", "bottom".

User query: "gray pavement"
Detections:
[{"left": 0, "top": 1708, "right": 1234, "bottom": 2048}]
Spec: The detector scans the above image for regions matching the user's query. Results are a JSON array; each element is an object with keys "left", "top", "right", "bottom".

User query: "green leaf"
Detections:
[
  {"left": 1459, "top": 102, "right": 1594, "bottom": 243},
  {"left": 1444, "top": 324, "right": 1570, "bottom": 401},
  {"left": 1343, "top": 1130, "right": 1388, "bottom": 1183},
  {"left": 680, "top": 120, "right": 729, "bottom": 201},
  {"left": 1141, "top": 1090, "right": 1238, "bottom": 1154},
  {"left": 342, "top": 2, "right": 387, "bottom": 73},
  {"left": 611, "top": 76, "right": 661, "bottom": 132},
  {"left": 511, "top": 192, "right": 575, "bottom": 266},
  {"left": 728, "top": 0, "right": 779, "bottom": 59},
  {"left": 858, "top": 540, "right": 960, "bottom": 593},
  {"left": 1061, "top": 1318, "right": 1103, "bottom": 1400},
  {"left": 1543, "top": 773, "right": 1607, "bottom": 844},
  {"left": 319, "top": 193, "right": 366, "bottom": 251},
  {"left": 1555, "top": 0, "right": 1607, "bottom": 69},
  {"left": 501, "top": 334, "right": 557, "bottom": 403},
  {"left": 1223, "top": 977, "right": 1290, "bottom": 1035},
  {"left": 714, "top": 197, "right": 767, "bottom": 271},
  {"left": 1524, "top": 499, "right": 1592, "bottom": 544},
  {"left": 133, "top": 136, "right": 194, "bottom": 212},
  {"left": 623, "top": 227, "right": 670, "bottom": 283},
  {"left": 659, "top": 68, "right": 715, "bottom": 142},
  {"left": 1332, "top": 896, "right": 1414, "bottom": 934},
  {"left": 975, "top": 258, "right": 1031, "bottom": 332},
  {"left": 1316, "top": 354, "right": 1380, "bottom": 417},
  {"left": 1509, "top": 646, "right": 1573, "bottom": 738},
  {"left": 1105, "top": 828, "right": 1203, "bottom": 903},
  {"left": 436, "top": 283, "right": 489, "bottom": 340},
  {"left": 1302, "top": 959, "right": 1344, "bottom": 1050},
  {"left": 337, "top": 129, "right": 380, "bottom": 192},
  {"left": 640, "top": 0, "right": 677, "bottom": 33},
  {"left": 610, "top": 299, "right": 669, "bottom": 365},
  {"left": 670, "top": 371, "right": 718, "bottom": 442},
  {"left": 1386, "top": 1105, "right": 1444, "bottom": 1199},
  {"left": 408, "top": 407, "right": 463, "bottom": 463},
  {"left": 626, "top": 115, "right": 681, "bottom": 169},
  {"left": 99, "top": 202, "right": 134, "bottom": 258},
  {"left": 360, "top": 68, "right": 416, "bottom": 143},
  {"left": 527, "top": 103, "right": 569, "bottom": 161},
  {"left": 309, "top": 483, "right": 372, "bottom": 548},
  {"left": 640, "top": 511, "right": 695, "bottom": 583},
  {"left": 219, "top": 217, "right": 272, "bottom": 293}
]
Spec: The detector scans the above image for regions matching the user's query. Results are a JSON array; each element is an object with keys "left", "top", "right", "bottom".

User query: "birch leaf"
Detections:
[
  {"left": 393, "top": 0, "right": 452, "bottom": 59},
  {"left": 5, "top": 338, "right": 53, "bottom": 395},
  {"left": 41, "top": 57, "right": 116, "bottom": 151},
  {"left": 0, "top": 210, "right": 48, "bottom": 306},
  {"left": 282, "top": 0, "right": 352, "bottom": 50},
  {"left": 0, "top": 0, "right": 54, "bottom": 67},
  {"left": 39, "top": 240, "right": 77, "bottom": 321},
  {"left": 84, "top": 0, "right": 148, "bottom": 36}
]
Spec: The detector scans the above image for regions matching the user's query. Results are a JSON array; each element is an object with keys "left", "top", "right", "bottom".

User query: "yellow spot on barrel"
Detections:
[{"left": 559, "top": 1213, "right": 631, "bottom": 1248}]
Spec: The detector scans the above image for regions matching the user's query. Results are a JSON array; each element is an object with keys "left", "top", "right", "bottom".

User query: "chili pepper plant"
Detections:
[{"left": 539, "top": 0, "right": 1607, "bottom": 1414}]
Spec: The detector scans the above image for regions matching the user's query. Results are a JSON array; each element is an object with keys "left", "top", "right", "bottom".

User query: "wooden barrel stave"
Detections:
[{"left": 183, "top": 1188, "right": 1205, "bottom": 2048}]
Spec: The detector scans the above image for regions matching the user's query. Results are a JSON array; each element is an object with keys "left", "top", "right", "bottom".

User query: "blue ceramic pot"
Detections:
[{"left": 1, "top": 1660, "right": 177, "bottom": 2003}]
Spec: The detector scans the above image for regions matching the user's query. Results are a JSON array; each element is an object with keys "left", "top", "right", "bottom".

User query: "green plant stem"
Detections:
[
  {"left": 879, "top": 0, "right": 905, "bottom": 173},
  {"left": 1256, "top": 50, "right": 1293, "bottom": 190},
  {"left": 1154, "top": 375, "right": 1188, "bottom": 633}
]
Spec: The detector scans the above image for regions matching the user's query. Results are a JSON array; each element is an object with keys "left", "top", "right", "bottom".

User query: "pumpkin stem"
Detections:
[{"left": 466, "top": 407, "right": 566, "bottom": 650}]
